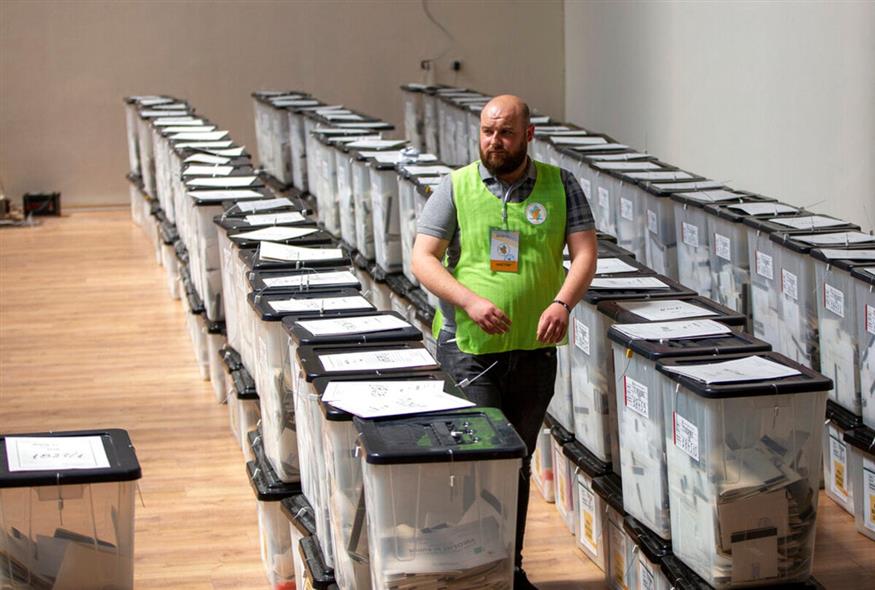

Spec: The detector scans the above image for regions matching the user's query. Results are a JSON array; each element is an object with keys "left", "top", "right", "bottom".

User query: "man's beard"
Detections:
[{"left": 480, "top": 143, "right": 527, "bottom": 177}]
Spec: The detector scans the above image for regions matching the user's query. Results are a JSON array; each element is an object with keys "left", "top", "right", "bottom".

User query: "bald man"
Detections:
[{"left": 412, "top": 94, "right": 598, "bottom": 588}]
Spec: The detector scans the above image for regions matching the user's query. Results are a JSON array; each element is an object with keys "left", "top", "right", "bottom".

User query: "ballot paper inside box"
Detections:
[
  {"left": 623, "top": 515, "right": 672, "bottom": 590},
  {"left": 229, "top": 369, "right": 260, "bottom": 460},
  {"left": 591, "top": 473, "right": 632, "bottom": 590},
  {"left": 355, "top": 408, "right": 525, "bottom": 590},
  {"left": 822, "top": 401, "right": 860, "bottom": 514},
  {"left": 842, "top": 425, "right": 875, "bottom": 542},
  {"left": 852, "top": 266, "right": 875, "bottom": 429},
  {"left": 0, "top": 430, "right": 141, "bottom": 590},
  {"left": 772, "top": 234, "right": 822, "bottom": 370},
  {"left": 672, "top": 191, "right": 737, "bottom": 298},
  {"left": 549, "top": 342, "right": 575, "bottom": 434},
  {"left": 607, "top": 320, "right": 771, "bottom": 539},
  {"left": 813, "top": 251, "right": 874, "bottom": 416},
  {"left": 246, "top": 436, "right": 300, "bottom": 590},
  {"left": 656, "top": 352, "right": 831, "bottom": 588},
  {"left": 317, "top": 372, "right": 465, "bottom": 590},
  {"left": 551, "top": 431, "right": 576, "bottom": 535},
  {"left": 288, "top": 109, "right": 310, "bottom": 192}
]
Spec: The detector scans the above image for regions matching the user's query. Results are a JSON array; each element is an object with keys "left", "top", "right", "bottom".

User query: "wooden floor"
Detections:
[{"left": 0, "top": 210, "right": 872, "bottom": 589}]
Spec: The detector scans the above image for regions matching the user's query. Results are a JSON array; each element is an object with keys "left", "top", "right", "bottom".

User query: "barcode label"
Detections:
[
  {"left": 574, "top": 319, "right": 591, "bottom": 355},
  {"left": 673, "top": 412, "right": 700, "bottom": 462},
  {"left": 782, "top": 269, "right": 798, "bottom": 301}
]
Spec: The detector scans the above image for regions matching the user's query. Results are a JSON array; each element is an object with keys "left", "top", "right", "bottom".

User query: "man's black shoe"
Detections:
[{"left": 514, "top": 567, "right": 538, "bottom": 590}]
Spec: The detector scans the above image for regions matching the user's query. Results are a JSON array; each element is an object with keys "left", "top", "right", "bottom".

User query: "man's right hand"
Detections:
[{"left": 464, "top": 296, "right": 512, "bottom": 335}]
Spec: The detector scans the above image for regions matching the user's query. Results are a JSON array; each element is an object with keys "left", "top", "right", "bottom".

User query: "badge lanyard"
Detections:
[{"left": 491, "top": 181, "right": 522, "bottom": 273}]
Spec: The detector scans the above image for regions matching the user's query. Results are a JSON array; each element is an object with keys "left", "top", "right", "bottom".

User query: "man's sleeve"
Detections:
[
  {"left": 561, "top": 168, "right": 596, "bottom": 235},
  {"left": 416, "top": 174, "right": 457, "bottom": 240}
]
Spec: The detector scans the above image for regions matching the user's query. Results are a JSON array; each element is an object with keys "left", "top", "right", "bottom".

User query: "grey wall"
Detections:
[
  {"left": 0, "top": 0, "right": 565, "bottom": 207},
  {"left": 565, "top": 1, "right": 875, "bottom": 233}
]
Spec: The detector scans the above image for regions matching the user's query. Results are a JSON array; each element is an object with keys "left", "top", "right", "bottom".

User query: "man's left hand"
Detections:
[{"left": 536, "top": 303, "right": 569, "bottom": 344}]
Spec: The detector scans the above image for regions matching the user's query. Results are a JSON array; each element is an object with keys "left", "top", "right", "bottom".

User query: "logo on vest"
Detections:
[{"left": 526, "top": 202, "right": 547, "bottom": 225}]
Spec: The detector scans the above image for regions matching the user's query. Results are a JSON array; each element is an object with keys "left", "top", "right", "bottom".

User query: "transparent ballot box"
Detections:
[
  {"left": 299, "top": 534, "right": 337, "bottom": 589},
  {"left": 551, "top": 427, "right": 576, "bottom": 534},
  {"left": 398, "top": 165, "right": 452, "bottom": 287},
  {"left": 822, "top": 400, "right": 861, "bottom": 514},
  {"left": 252, "top": 92, "right": 311, "bottom": 185},
  {"left": 287, "top": 100, "right": 335, "bottom": 192},
  {"left": 296, "top": 342, "right": 440, "bottom": 569},
  {"left": 532, "top": 422, "right": 555, "bottom": 503},
  {"left": 569, "top": 273, "right": 695, "bottom": 465},
  {"left": 607, "top": 321, "right": 771, "bottom": 539},
  {"left": 368, "top": 159, "right": 404, "bottom": 274},
  {"left": 0, "top": 429, "right": 142, "bottom": 590},
  {"left": 623, "top": 516, "right": 672, "bottom": 590},
  {"left": 812, "top": 248, "right": 875, "bottom": 415},
  {"left": 316, "top": 371, "right": 465, "bottom": 590},
  {"left": 852, "top": 266, "right": 875, "bottom": 429},
  {"left": 247, "top": 433, "right": 302, "bottom": 590},
  {"left": 355, "top": 407, "right": 526, "bottom": 590},
  {"left": 281, "top": 494, "right": 316, "bottom": 590},
  {"left": 842, "top": 425, "right": 875, "bottom": 542},
  {"left": 670, "top": 188, "right": 742, "bottom": 298},
  {"left": 229, "top": 368, "right": 260, "bottom": 461},
  {"left": 769, "top": 230, "right": 872, "bottom": 369},
  {"left": 702, "top": 196, "right": 786, "bottom": 323},
  {"left": 656, "top": 352, "right": 831, "bottom": 588},
  {"left": 661, "top": 554, "right": 825, "bottom": 590},
  {"left": 180, "top": 270, "right": 210, "bottom": 380},
  {"left": 400, "top": 83, "right": 429, "bottom": 151},
  {"left": 158, "top": 220, "right": 181, "bottom": 300},
  {"left": 564, "top": 441, "right": 611, "bottom": 570},
  {"left": 248, "top": 289, "right": 374, "bottom": 483},
  {"left": 592, "top": 473, "right": 633, "bottom": 590}
]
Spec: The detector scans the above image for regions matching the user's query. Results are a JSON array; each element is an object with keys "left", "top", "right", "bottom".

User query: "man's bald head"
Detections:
[
  {"left": 481, "top": 95, "right": 531, "bottom": 129},
  {"left": 479, "top": 94, "right": 534, "bottom": 180}
]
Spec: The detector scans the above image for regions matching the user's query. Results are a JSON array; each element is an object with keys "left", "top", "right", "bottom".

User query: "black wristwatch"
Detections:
[{"left": 552, "top": 299, "right": 571, "bottom": 313}]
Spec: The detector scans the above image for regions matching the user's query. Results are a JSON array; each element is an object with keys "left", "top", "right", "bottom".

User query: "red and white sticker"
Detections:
[
  {"left": 624, "top": 376, "right": 649, "bottom": 418},
  {"left": 824, "top": 284, "right": 845, "bottom": 318},
  {"left": 755, "top": 251, "right": 773, "bottom": 280},
  {"left": 673, "top": 412, "right": 700, "bottom": 462}
]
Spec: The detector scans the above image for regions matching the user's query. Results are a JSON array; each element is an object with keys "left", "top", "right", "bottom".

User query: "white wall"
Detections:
[
  {"left": 0, "top": 0, "right": 565, "bottom": 207},
  {"left": 565, "top": 1, "right": 875, "bottom": 233}
]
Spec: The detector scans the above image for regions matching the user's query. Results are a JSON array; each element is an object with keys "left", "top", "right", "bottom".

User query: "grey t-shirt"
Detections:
[{"left": 416, "top": 159, "right": 595, "bottom": 333}]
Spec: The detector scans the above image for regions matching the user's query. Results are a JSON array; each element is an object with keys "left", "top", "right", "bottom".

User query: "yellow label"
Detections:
[
  {"left": 584, "top": 512, "right": 595, "bottom": 546},
  {"left": 613, "top": 551, "right": 627, "bottom": 590},
  {"left": 835, "top": 461, "right": 847, "bottom": 496}
]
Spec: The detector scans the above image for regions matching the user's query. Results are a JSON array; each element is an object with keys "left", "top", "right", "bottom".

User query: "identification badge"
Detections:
[{"left": 490, "top": 228, "right": 520, "bottom": 272}]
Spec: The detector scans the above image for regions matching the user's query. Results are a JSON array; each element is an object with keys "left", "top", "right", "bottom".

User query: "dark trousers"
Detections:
[{"left": 435, "top": 329, "right": 557, "bottom": 569}]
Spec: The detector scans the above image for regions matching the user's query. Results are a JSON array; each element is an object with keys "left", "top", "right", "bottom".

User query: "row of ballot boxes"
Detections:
[
  {"left": 401, "top": 82, "right": 875, "bottom": 433},
  {"left": 128, "top": 92, "right": 535, "bottom": 590},
  {"left": 0, "top": 429, "right": 143, "bottom": 589}
]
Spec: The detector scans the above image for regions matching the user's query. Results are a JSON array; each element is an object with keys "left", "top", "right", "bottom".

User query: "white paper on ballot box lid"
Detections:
[
  {"left": 205, "top": 147, "right": 246, "bottom": 157},
  {"left": 336, "top": 121, "right": 392, "bottom": 129},
  {"left": 262, "top": 270, "right": 358, "bottom": 289},
  {"left": 186, "top": 176, "right": 257, "bottom": 188},
  {"left": 675, "top": 189, "right": 740, "bottom": 203},
  {"left": 586, "top": 152, "right": 650, "bottom": 161},
  {"left": 182, "top": 165, "right": 234, "bottom": 177},
  {"left": 5, "top": 436, "right": 110, "bottom": 472},
  {"left": 268, "top": 295, "right": 372, "bottom": 313},
  {"left": 346, "top": 139, "right": 408, "bottom": 150},
  {"left": 153, "top": 117, "right": 202, "bottom": 126},
  {"left": 188, "top": 189, "right": 263, "bottom": 201},
  {"left": 769, "top": 215, "right": 846, "bottom": 230},
  {"left": 726, "top": 202, "right": 799, "bottom": 216},
  {"left": 184, "top": 154, "right": 231, "bottom": 165},
  {"left": 655, "top": 180, "right": 724, "bottom": 191},
  {"left": 589, "top": 276, "right": 670, "bottom": 290},
  {"left": 551, "top": 136, "right": 607, "bottom": 146},
  {"left": 259, "top": 242, "right": 344, "bottom": 262},
  {"left": 533, "top": 126, "right": 573, "bottom": 134},
  {"left": 595, "top": 257, "right": 638, "bottom": 275},
  {"left": 613, "top": 319, "right": 731, "bottom": 341},
  {"left": 594, "top": 161, "right": 661, "bottom": 171},
  {"left": 794, "top": 232, "right": 875, "bottom": 246},
  {"left": 243, "top": 211, "right": 306, "bottom": 226},
  {"left": 296, "top": 314, "right": 412, "bottom": 337},
  {"left": 170, "top": 130, "right": 229, "bottom": 141},
  {"left": 231, "top": 226, "right": 318, "bottom": 242},
  {"left": 317, "top": 347, "right": 438, "bottom": 373},
  {"left": 236, "top": 197, "right": 294, "bottom": 212},
  {"left": 663, "top": 355, "right": 801, "bottom": 385},
  {"left": 173, "top": 140, "right": 234, "bottom": 149},
  {"left": 625, "top": 170, "right": 694, "bottom": 181},
  {"left": 617, "top": 299, "right": 718, "bottom": 321},
  {"left": 812, "top": 249, "right": 875, "bottom": 261},
  {"left": 573, "top": 143, "right": 628, "bottom": 152},
  {"left": 322, "top": 380, "right": 474, "bottom": 419},
  {"left": 402, "top": 165, "right": 454, "bottom": 176}
]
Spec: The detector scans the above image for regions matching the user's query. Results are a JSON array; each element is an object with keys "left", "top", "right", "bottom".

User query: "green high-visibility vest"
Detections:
[{"left": 433, "top": 160, "right": 567, "bottom": 354}]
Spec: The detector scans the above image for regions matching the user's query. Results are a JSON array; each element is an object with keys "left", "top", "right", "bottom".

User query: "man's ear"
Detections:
[{"left": 526, "top": 124, "right": 535, "bottom": 143}]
